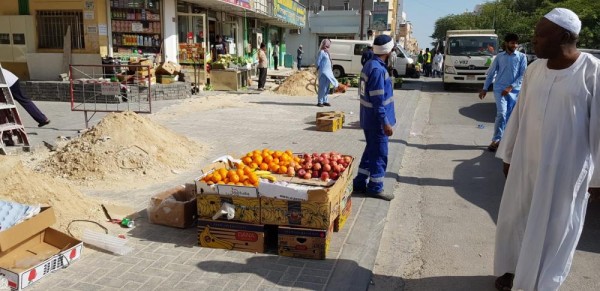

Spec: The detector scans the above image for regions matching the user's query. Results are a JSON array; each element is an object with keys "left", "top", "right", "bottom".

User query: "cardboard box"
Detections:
[
  {"left": 157, "top": 74, "right": 176, "bottom": 84},
  {"left": 0, "top": 207, "right": 83, "bottom": 290},
  {"left": 196, "top": 161, "right": 260, "bottom": 224},
  {"left": 316, "top": 111, "right": 345, "bottom": 124},
  {"left": 260, "top": 158, "right": 354, "bottom": 229},
  {"left": 197, "top": 194, "right": 260, "bottom": 224},
  {"left": 316, "top": 116, "right": 343, "bottom": 132},
  {"left": 278, "top": 223, "right": 333, "bottom": 260},
  {"left": 197, "top": 219, "right": 264, "bottom": 253},
  {"left": 148, "top": 184, "right": 197, "bottom": 228},
  {"left": 129, "top": 59, "right": 152, "bottom": 72},
  {"left": 135, "top": 68, "right": 155, "bottom": 77},
  {"left": 156, "top": 61, "right": 181, "bottom": 75},
  {"left": 334, "top": 198, "right": 352, "bottom": 232}
]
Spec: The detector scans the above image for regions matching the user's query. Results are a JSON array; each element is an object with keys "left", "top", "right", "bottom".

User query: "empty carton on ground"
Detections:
[{"left": 148, "top": 184, "right": 197, "bottom": 228}]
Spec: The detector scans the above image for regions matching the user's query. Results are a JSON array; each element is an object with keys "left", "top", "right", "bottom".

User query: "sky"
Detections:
[{"left": 404, "top": 0, "right": 487, "bottom": 49}]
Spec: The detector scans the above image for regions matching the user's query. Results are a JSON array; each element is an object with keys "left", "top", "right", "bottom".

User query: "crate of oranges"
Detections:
[
  {"left": 240, "top": 149, "right": 301, "bottom": 177},
  {"left": 196, "top": 160, "right": 261, "bottom": 224}
]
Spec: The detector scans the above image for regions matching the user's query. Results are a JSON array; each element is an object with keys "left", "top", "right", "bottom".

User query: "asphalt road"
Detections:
[{"left": 369, "top": 78, "right": 600, "bottom": 291}]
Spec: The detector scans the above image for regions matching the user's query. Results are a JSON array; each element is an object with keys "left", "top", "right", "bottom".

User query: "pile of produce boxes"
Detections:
[
  {"left": 195, "top": 150, "right": 354, "bottom": 260},
  {"left": 316, "top": 111, "right": 345, "bottom": 132}
]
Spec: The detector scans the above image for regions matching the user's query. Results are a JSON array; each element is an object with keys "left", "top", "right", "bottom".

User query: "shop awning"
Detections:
[{"left": 185, "top": 0, "right": 303, "bottom": 29}]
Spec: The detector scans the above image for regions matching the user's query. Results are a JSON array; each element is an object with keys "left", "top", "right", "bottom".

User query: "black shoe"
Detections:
[
  {"left": 317, "top": 103, "right": 324, "bottom": 107},
  {"left": 2, "top": 139, "right": 15, "bottom": 146},
  {"left": 38, "top": 120, "right": 50, "bottom": 127},
  {"left": 323, "top": 102, "right": 331, "bottom": 107},
  {"left": 368, "top": 191, "right": 394, "bottom": 201}
]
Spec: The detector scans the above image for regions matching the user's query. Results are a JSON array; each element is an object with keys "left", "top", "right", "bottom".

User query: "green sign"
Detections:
[
  {"left": 372, "top": 2, "right": 389, "bottom": 31},
  {"left": 273, "top": 0, "right": 306, "bottom": 27}
]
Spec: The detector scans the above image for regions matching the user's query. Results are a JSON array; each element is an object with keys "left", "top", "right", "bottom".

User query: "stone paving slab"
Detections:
[{"left": 11, "top": 83, "right": 420, "bottom": 291}]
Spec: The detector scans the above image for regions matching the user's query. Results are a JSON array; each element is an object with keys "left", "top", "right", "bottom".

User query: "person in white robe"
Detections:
[
  {"left": 493, "top": 8, "right": 600, "bottom": 291},
  {"left": 433, "top": 51, "right": 443, "bottom": 78}
]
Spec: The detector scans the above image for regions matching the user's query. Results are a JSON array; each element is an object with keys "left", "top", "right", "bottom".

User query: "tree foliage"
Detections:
[{"left": 430, "top": 0, "right": 600, "bottom": 49}]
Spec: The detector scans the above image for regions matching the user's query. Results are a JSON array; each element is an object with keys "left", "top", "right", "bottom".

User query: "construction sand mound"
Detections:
[
  {"left": 40, "top": 111, "right": 206, "bottom": 187},
  {"left": 0, "top": 156, "right": 109, "bottom": 238},
  {"left": 274, "top": 69, "right": 318, "bottom": 96}
]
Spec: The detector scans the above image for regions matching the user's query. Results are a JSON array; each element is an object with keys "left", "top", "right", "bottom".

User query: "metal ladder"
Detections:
[{"left": 0, "top": 64, "right": 30, "bottom": 155}]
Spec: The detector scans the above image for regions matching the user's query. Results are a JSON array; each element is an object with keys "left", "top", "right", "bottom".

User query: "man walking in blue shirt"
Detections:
[{"left": 479, "top": 33, "right": 527, "bottom": 152}]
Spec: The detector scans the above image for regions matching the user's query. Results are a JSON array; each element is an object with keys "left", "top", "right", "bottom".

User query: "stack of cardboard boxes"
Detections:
[
  {"left": 156, "top": 61, "right": 181, "bottom": 84},
  {"left": 316, "top": 111, "right": 345, "bottom": 132},
  {"left": 129, "top": 58, "right": 155, "bottom": 85},
  {"left": 0, "top": 207, "right": 83, "bottom": 290},
  {"left": 194, "top": 156, "right": 354, "bottom": 260}
]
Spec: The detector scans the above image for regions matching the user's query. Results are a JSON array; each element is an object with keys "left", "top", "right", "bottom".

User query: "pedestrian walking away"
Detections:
[
  {"left": 424, "top": 48, "right": 433, "bottom": 77},
  {"left": 297, "top": 45, "right": 303, "bottom": 70},
  {"left": 361, "top": 44, "right": 374, "bottom": 66},
  {"left": 493, "top": 8, "right": 600, "bottom": 291},
  {"left": 1, "top": 68, "right": 50, "bottom": 127},
  {"left": 257, "top": 43, "right": 268, "bottom": 90},
  {"left": 272, "top": 41, "right": 280, "bottom": 70},
  {"left": 479, "top": 33, "right": 527, "bottom": 152},
  {"left": 353, "top": 34, "right": 396, "bottom": 201},
  {"left": 315, "top": 39, "right": 339, "bottom": 107}
]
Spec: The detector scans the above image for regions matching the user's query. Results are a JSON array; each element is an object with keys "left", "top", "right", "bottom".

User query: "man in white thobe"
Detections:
[{"left": 494, "top": 8, "right": 600, "bottom": 291}]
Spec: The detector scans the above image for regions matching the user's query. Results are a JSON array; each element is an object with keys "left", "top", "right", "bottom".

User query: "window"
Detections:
[
  {"left": 36, "top": 10, "right": 85, "bottom": 49},
  {"left": 354, "top": 44, "right": 368, "bottom": 55}
]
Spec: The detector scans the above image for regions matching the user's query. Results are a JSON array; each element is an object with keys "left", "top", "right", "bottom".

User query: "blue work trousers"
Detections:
[
  {"left": 353, "top": 128, "right": 389, "bottom": 194},
  {"left": 317, "top": 74, "right": 331, "bottom": 104},
  {"left": 297, "top": 58, "right": 302, "bottom": 70},
  {"left": 492, "top": 89, "right": 518, "bottom": 142},
  {"left": 9, "top": 82, "right": 48, "bottom": 124}
]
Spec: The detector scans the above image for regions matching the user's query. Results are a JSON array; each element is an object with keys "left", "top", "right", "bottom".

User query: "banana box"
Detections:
[
  {"left": 260, "top": 157, "right": 354, "bottom": 229},
  {"left": 316, "top": 111, "right": 345, "bottom": 124},
  {"left": 198, "top": 219, "right": 265, "bottom": 253},
  {"left": 316, "top": 116, "right": 343, "bottom": 132},
  {"left": 197, "top": 194, "right": 260, "bottom": 224},
  {"left": 278, "top": 223, "right": 333, "bottom": 260},
  {"left": 334, "top": 183, "right": 353, "bottom": 232}
]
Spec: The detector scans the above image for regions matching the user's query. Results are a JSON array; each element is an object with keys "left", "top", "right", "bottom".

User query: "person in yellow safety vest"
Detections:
[{"left": 424, "top": 48, "right": 433, "bottom": 77}]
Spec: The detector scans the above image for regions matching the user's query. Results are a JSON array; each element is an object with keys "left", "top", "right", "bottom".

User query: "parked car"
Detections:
[{"left": 328, "top": 39, "right": 419, "bottom": 78}]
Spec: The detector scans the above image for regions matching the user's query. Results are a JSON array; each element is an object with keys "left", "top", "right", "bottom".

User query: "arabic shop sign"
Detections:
[
  {"left": 273, "top": 0, "right": 306, "bottom": 27},
  {"left": 222, "top": 0, "right": 251, "bottom": 9},
  {"left": 372, "top": 2, "right": 389, "bottom": 31}
]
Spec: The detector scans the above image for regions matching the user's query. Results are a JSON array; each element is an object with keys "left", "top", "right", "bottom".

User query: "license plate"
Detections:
[{"left": 467, "top": 75, "right": 475, "bottom": 80}]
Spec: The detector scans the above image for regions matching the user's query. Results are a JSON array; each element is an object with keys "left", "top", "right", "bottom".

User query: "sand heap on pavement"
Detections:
[
  {"left": 40, "top": 111, "right": 206, "bottom": 187},
  {"left": 274, "top": 69, "right": 318, "bottom": 96},
  {"left": 0, "top": 156, "right": 107, "bottom": 238}
]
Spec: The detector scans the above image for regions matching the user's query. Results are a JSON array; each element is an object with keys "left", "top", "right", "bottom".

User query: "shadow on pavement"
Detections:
[
  {"left": 127, "top": 211, "right": 199, "bottom": 249},
  {"left": 197, "top": 256, "right": 391, "bottom": 290},
  {"left": 578, "top": 202, "right": 600, "bottom": 253},
  {"left": 369, "top": 274, "right": 497, "bottom": 291},
  {"left": 389, "top": 139, "right": 487, "bottom": 151},
  {"left": 458, "top": 102, "right": 496, "bottom": 123}
]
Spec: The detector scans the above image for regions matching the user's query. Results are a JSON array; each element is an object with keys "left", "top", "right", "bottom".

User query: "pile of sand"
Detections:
[
  {"left": 0, "top": 156, "right": 109, "bottom": 238},
  {"left": 39, "top": 111, "right": 206, "bottom": 187},
  {"left": 274, "top": 70, "right": 318, "bottom": 96}
]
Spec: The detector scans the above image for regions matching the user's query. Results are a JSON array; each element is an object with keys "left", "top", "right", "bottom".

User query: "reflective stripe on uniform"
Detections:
[
  {"left": 384, "top": 71, "right": 390, "bottom": 80},
  {"left": 370, "top": 176, "right": 384, "bottom": 183},
  {"left": 369, "top": 89, "right": 384, "bottom": 96},
  {"left": 360, "top": 99, "right": 373, "bottom": 108},
  {"left": 361, "top": 73, "right": 369, "bottom": 82},
  {"left": 358, "top": 168, "right": 370, "bottom": 175},
  {"left": 382, "top": 98, "right": 394, "bottom": 106}
]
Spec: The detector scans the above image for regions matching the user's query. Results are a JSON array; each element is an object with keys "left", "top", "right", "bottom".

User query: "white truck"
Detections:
[
  {"left": 328, "top": 39, "right": 418, "bottom": 78},
  {"left": 443, "top": 30, "right": 498, "bottom": 90}
]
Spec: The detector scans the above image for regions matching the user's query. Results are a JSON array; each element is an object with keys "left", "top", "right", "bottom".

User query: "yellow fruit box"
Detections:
[
  {"left": 316, "top": 116, "right": 343, "bottom": 132},
  {"left": 198, "top": 219, "right": 265, "bottom": 253},
  {"left": 316, "top": 111, "right": 345, "bottom": 124},
  {"left": 259, "top": 157, "right": 354, "bottom": 229},
  {"left": 195, "top": 160, "right": 261, "bottom": 225},
  {"left": 278, "top": 222, "right": 333, "bottom": 260}
]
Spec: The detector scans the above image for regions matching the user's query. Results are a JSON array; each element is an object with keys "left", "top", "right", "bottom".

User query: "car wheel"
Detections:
[{"left": 332, "top": 66, "right": 345, "bottom": 78}]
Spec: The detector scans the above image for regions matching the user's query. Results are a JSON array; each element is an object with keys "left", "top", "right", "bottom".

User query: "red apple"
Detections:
[
  {"left": 323, "top": 164, "right": 332, "bottom": 172},
  {"left": 321, "top": 171, "right": 330, "bottom": 181},
  {"left": 313, "top": 163, "right": 322, "bottom": 171},
  {"left": 330, "top": 172, "right": 339, "bottom": 180},
  {"left": 303, "top": 173, "right": 312, "bottom": 179},
  {"left": 312, "top": 171, "right": 320, "bottom": 178}
]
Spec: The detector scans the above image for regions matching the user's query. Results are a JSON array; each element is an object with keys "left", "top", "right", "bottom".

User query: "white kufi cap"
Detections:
[{"left": 544, "top": 8, "right": 581, "bottom": 34}]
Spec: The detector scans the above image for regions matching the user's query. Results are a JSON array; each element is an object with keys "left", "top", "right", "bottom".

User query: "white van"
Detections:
[{"left": 328, "top": 39, "right": 418, "bottom": 78}]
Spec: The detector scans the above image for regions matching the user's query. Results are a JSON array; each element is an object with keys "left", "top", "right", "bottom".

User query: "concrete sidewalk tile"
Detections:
[
  {"left": 149, "top": 257, "right": 170, "bottom": 269},
  {"left": 152, "top": 246, "right": 183, "bottom": 257},
  {"left": 300, "top": 268, "right": 331, "bottom": 278},
  {"left": 302, "top": 261, "right": 335, "bottom": 270},
  {"left": 260, "top": 262, "right": 290, "bottom": 272},
  {"left": 296, "top": 275, "right": 328, "bottom": 284},
  {"left": 103, "top": 263, "right": 135, "bottom": 278},
  {"left": 276, "top": 257, "right": 306, "bottom": 268},
  {"left": 142, "top": 267, "right": 173, "bottom": 278},
  {"left": 70, "top": 282, "right": 105, "bottom": 291},
  {"left": 170, "top": 253, "right": 195, "bottom": 265},
  {"left": 164, "top": 263, "right": 196, "bottom": 273},
  {"left": 223, "top": 280, "right": 245, "bottom": 290},
  {"left": 80, "top": 268, "right": 111, "bottom": 284},
  {"left": 132, "top": 258, "right": 155, "bottom": 270},
  {"left": 173, "top": 281, "right": 209, "bottom": 290},
  {"left": 122, "top": 282, "right": 142, "bottom": 290},
  {"left": 118, "top": 272, "right": 151, "bottom": 284},
  {"left": 136, "top": 276, "right": 164, "bottom": 291},
  {"left": 111, "top": 255, "right": 140, "bottom": 265},
  {"left": 264, "top": 270, "right": 285, "bottom": 284},
  {"left": 293, "top": 281, "right": 325, "bottom": 290},
  {"left": 133, "top": 251, "right": 162, "bottom": 260},
  {"left": 94, "top": 277, "right": 128, "bottom": 289},
  {"left": 257, "top": 285, "right": 292, "bottom": 291}
]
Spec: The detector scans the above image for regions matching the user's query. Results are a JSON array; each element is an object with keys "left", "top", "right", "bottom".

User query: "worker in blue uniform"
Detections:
[{"left": 353, "top": 35, "right": 396, "bottom": 201}]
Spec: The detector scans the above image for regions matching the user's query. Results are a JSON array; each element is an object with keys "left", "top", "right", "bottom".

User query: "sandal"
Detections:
[{"left": 494, "top": 273, "right": 514, "bottom": 291}]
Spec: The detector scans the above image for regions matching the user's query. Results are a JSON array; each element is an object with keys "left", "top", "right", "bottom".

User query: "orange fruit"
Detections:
[
  {"left": 207, "top": 181, "right": 214, "bottom": 185},
  {"left": 253, "top": 181, "right": 259, "bottom": 187},
  {"left": 279, "top": 166, "right": 288, "bottom": 174},
  {"left": 270, "top": 164, "right": 280, "bottom": 173},
  {"left": 253, "top": 150, "right": 261, "bottom": 156},
  {"left": 253, "top": 155, "right": 263, "bottom": 164},
  {"left": 242, "top": 157, "right": 252, "bottom": 165},
  {"left": 218, "top": 168, "right": 228, "bottom": 178},
  {"left": 236, "top": 168, "right": 244, "bottom": 177},
  {"left": 274, "top": 151, "right": 283, "bottom": 158},
  {"left": 236, "top": 182, "right": 244, "bottom": 186},
  {"left": 212, "top": 173, "right": 222, "bottom": 183},
  {"left": 243, "top": 167, "right": 253, "bottom": 175},
  {"left": 260, "top": 163, "right": 269, "bottom": 171},
  {"left": 217, "top": 181, "right": 225, "bottom": 185},
  {"left": 250, "top": 162, "right": 258, "bottom": 170},
  {"left": 231, "top": 174, "right": 240, "bottom": 183},
  {"left": 264, "top": 155, "right": 273, "bottom": 163},
  {"left": 273, "top": 158, "right": 280, "bottom": 164},
  {"left": 249, "top": 173, "right": 259, "bottom": 184},
  {"left": 285, "top": 150, "right": 293, "bottom": 156},
  {"left": 227, "top": 182, "right": 236, "bottom": 185}
]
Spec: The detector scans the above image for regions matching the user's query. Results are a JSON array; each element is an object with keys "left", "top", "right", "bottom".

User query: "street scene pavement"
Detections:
[{"left": 8, "top": 76, "right": 600, "bottom": 291}]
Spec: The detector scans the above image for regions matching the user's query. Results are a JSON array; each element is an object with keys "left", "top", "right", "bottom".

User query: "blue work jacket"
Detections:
[{"left": 359, "top": 56, "right": 396, "bottom": 130}]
